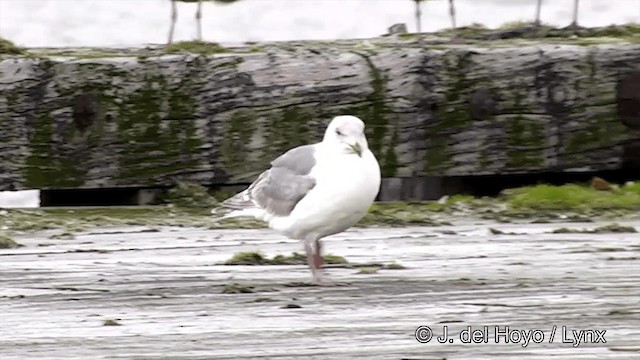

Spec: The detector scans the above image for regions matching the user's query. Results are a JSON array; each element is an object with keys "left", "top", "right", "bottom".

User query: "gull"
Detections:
[
  {"left": 167, "top": 0, "right": 240, "bottom": 45},
  {"left": 217, "top": 115, "right": 381, "bottom": 285}
]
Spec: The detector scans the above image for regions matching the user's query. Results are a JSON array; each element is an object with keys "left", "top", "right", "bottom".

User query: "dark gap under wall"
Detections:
[
  {"left": 39, "top": 168, "right": 639, "bottom": 207},
  {"left": 377, "top": 169, "right": 640, "bottom": 201},
  {"left": 40, "top": 188, "right": 164, "bottom": 207}
]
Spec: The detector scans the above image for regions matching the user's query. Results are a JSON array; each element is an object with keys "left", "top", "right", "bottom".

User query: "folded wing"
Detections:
[{"left": 221, "top": 144, "right": 317, "bottom": 217}]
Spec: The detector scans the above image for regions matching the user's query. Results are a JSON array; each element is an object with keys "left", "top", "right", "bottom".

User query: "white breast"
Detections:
[{"left": 270, "top": 148, "right": 381, "bottom": 240}]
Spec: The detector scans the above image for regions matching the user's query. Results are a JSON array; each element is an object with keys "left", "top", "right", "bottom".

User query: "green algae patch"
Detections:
[
  {"left": 434, "top": 23, "right": 640, "bottom": 42},
  {"left": 552, "top": 227, "right": 584, "bottom": 234},
  {"left": 591, "top": 223, "right": 637, "bottom": 233},
  {"left": 49, "top": 232, "right": 75, "bottom": 240},
  {"left": 623, "top": 182, "right": 640, "bottom": 195},
  {"left": 384, "top": 262, "right": 407, "bottom": 270},
  {"left": 252, "top": 297, "right": 279, "bottom": 303},
  {"left": 165, "top": 41, "right": 229, "bottom": 55},
  {"left": 364, "top": 184, "right": 640, "bottom": 225},
  {"left": 165, "top": 182, "right": 219, "bottom": 208},
  {"left": 270, "top": 252, "right": 307, "bottom": 265},
  {"left": 225, "top": 251, "right": 269, "bottom": 265},
  {"left": 552, "top": 223, "right": 637, "bottom": 234},
  {"left": 361, "top": 195, "right": 476, "bottom": 226},
  {"left": 353, "top": 261, "right": 406, "bottom": 273},
  {"left": 0, "top": 235, "right": 22, "bottom": 249},
  {"left": 446, "top": 194, "right": 476, "bottom": 204},
  {"left": 322, "top": 254, "right": 349, "bottom": 265},
  {"left": 103, "top": 319, "right": 122, "bottom": 326},
  {"left": 224, "top": 252, "right": 406, "bottom": 270},
  {"left": 224, "top": 251, "right": 349, "bottom": 266},
  {"left": 498, "top": 21, "right": 537, "bottom": 31},
  {"left": 0, "top": 206, "right": 218, "bottom": 235},
  {"left": 357, "top": 267, "right": 379, "bottom": 274},
  {"left": 489, "top": 227, "right": 524, "bottom": 235},
  {"left": 607, "top": 309, "right": 634, "bottom": 316},
  {"left": 504, "top": 184, "right": 640, "bottom": 211},
  {"left": 402, "top": 24, "right": 640, "bottom": 46},
  {"left": 363, "top": 202, "right": 441, "bottom": 226},
  {"left": 222, "top": 283, "right": 255, "bottom": 294},
  {"left": 1, "top": 183, "right": 639, "bottom": 237},
  {"left": 209, "top": 217, "right": 268, "bottom": 229},
  {"left": 349, "top": 262, "right": 406, "bottom": 274},
  {"left": 32, "top": 52, "right": 135, "bottom": 59},
  {"left": 0, "top": 37, "right": 25, "bottom": 55}
]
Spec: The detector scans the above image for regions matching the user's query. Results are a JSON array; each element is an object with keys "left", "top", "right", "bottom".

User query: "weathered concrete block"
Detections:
[{"left": 1, "top": 36, "right": 639, "bottom": 193}]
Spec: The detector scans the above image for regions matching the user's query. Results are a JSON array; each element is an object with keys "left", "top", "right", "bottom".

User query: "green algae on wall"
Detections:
[
  {"left": 21, "top": 62, "right": 130, "bottom": 189},
  {"left": 164, "top": 41, "right": 230, "bottom": 55},
  {"left": 478, "top": 148, "right": 491, "bottom": 170},
  {"left": 425, "top": 51, "right": 479, "bottom": 171},
  {"left": 24, "top": 113, "right": 56, "bottom": 187},
  {"left": 383, "top": 126, "right": 399, "bottom": 176},
  {"left": 565, "top": 116, "right": 626, "bottom": 153},
  {"left": 505, "top": 84, "right": 545, "bottom": 168},
  {"left": 350, "top": 51, "right": 398, "bottom": 177},
  {"left": 425, "top": 136, "right": 450, "bottom": 169},
  {"left": 266, "top": 106, "right": 313, "bottom": 157},
  {"left": 220, "top": 109, "right": 258, "bottom": 178},
  {"left": 222, "top": 106, "right": 325, "bottom": 180},
  {"left": 24, "top": 113, "right": 88, "bottom": 188},
  {"left": 356, "top": 53, "right": 387, "bottom": 156},
  {"left": 0, "top": 37, "right": 25, "bottom": 55},
  {"left": 22, "top": 59, "right": 102, "bottom": 187},
  {"left": 115, "top": 75, "right": 202, "bottom": 181},
  {"left": 564, "top": 53, "right": 627, "bottom": 159},
  {"left": 0, "top": 92, "right": 17, "bottom": 145},
  {"left": 438, "top": 52, "right": 477, "bottom": 129}
]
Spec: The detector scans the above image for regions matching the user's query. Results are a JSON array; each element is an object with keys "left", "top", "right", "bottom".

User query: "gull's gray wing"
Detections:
[{"left": 221, "top": 144, "right": 317, "bottom": 216}]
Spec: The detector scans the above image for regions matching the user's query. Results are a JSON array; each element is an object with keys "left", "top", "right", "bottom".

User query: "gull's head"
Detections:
[{"left": 323, "top": 115, "right": 368, "bottom": 157}]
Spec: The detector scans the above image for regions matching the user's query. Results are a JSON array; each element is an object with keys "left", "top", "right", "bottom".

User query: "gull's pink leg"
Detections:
[
  {"left": 312, "top": 239, "right": 336, "bottom": 286},
  {"left": 313, "top": 239, "right": 324, "bottom": 270},
  {"left": 304, "top": 240, "right": 320, "bottom": 282}
]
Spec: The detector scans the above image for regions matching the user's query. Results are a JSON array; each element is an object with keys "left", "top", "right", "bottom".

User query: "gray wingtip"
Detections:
[{"left": 221, "top": 194, "right": 248, "bottom": 208}]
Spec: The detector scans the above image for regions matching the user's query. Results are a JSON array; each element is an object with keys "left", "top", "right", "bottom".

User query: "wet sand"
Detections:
[{"left": 1, "top": 221, "right": 640, "bottom": 359}]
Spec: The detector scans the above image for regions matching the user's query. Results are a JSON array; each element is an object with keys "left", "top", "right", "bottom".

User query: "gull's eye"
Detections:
[{"left": 336, "top": 129, "right": 343, "bottom": 136}]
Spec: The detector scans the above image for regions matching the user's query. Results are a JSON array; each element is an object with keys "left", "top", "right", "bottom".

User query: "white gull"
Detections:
[{"left": 217, "top": 115, "right": 381, "bottom": 285}]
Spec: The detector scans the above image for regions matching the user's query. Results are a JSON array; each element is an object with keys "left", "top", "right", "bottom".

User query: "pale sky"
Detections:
[{"left": 1, "top": 0, "right": 638, "bottom": 47}]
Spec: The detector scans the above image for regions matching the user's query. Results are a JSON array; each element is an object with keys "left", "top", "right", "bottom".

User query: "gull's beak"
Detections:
[{"left": 349, "top": 142, "right": 362, "bottom": 157}]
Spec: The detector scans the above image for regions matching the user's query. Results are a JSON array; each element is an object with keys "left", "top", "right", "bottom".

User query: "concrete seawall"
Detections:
[{"left": 1, "top": 30, "right": 639, "bottom": 201}]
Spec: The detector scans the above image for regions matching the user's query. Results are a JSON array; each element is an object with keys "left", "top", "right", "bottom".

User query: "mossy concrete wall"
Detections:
[{"left": 1, "top": 38, "right": 639, "bottom": 194}]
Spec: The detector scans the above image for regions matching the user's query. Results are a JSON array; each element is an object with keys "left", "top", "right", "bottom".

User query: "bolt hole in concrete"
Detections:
[
  {"left": 617, "top": 71, "right": 640, "bottom": 130},
  {"left": 72, "top": 92, "right": 99, "bottom": 132}
]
